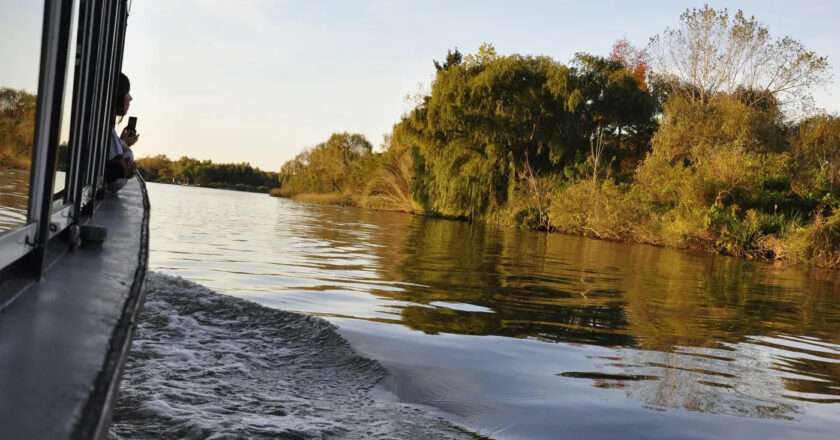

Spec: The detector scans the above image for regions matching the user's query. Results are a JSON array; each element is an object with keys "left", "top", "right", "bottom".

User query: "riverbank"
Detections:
[
  {"left": 136, "top": 154, "right": 279, "bottom": 194},
  {"left": 270, "top": 184, "right": 840, "bottom": 270},
  {"left": 268, "top": 42, "right": 839, "bottom": 270},
  {"left": 146, "top": 179, "right": 273, "bottom": 194}
]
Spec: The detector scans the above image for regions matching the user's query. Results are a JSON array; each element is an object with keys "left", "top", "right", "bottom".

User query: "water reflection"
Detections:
[
  {"left": 0, "top": 91, "right": 35, "bottom": 231},
  {"left": 330, "top": 215, "right": 839, "bottom": 420},
  {"left": 0, "top": 169, "right": 29, "bottom": 230},
  {"left": 1, "top": 0, "right": 44, "bottom": 231},
  {"left": 146, "top": 183, "right": 840, "bottom": 437}
]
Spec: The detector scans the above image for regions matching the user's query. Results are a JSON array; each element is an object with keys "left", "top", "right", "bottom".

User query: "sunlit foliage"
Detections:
[
  {"left": 0, "top": 88, "right": 37, "bottom": 169},
  {"left": 271, "top": 6, "right": 839, "bottom": 268}
]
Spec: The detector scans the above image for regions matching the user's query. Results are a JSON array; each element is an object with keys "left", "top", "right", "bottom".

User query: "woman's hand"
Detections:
[{"left": 120, "top": 127, "right": 140, "bottom": 147}]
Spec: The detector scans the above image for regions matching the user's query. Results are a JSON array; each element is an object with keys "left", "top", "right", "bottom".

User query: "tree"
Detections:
[
  {"left": 571, "top": 54, "right": 657, "bottom": 179},
  {"left": 649, "top": 5, "right": 830, "bottom": 115},
  {"left": 791, "top": 114, "right": 840, "bottom": 191},
  {"left": 434, "top": 48, "right": 463, "bottom": 71},
  {"left": 403, "top": 48, "right": 586, "bottom": 217},
  {"left": 635, "top": 93, "right": 789, "bottom": 212},
  {"left": 463, "top": 42, "right": 498, "bottom": 66},
  {"left": 311, "top": 132, "right": 372, "bottom": 192},
  {"left": 276, "top": 132, "right": 372, "bottom": 195},
  {"left": 0, "top": 88, "right": 37, "bottom": 169},
  {"left": 610, "top": 39, "right": 649, "bottom": 90}
]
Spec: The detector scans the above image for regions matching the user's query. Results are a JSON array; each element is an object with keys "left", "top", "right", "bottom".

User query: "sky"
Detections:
[{"left": 4, "top": 1, "right": 840, "bottom": 171}]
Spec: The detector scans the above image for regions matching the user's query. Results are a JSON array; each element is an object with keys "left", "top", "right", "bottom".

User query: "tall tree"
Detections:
[
  {"left": 403, "top": 47, "right": 585, "bottom": 217},
  {"left": 571, "top": 54, "right": 657, "bottom": 179},
  {"left": 610, "top": 39, "right": 649, "bottom": 90},
  {"left": 791, "top": 114, "right": 840, "bottom": 191},
  {"left": 648, "top": 5, "right": 829, "bottom": 115},
  {"left": 0, "top": 88, "right": 37, "bottom": 168}
]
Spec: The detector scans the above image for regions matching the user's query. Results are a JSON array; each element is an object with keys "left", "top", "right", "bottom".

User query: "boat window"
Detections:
[
  {"left": 53, "top": 0, "right": 81, "bottom": 204},
  {"left": 0, "top": 1, "right": 44, "bottom": 233}
]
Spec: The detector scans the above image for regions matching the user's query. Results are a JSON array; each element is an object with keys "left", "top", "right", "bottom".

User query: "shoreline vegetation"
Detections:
[
  {"left": 271, "top": 6, "right": 840, "bottom": 269},
  {"left": 136, "top": 155, "right": 280, "bottom": 193},
  {"left": 0, "top": 88, "right": 37, "bottom": 170}
]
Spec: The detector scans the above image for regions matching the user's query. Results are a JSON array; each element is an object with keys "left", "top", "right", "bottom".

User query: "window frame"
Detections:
[{"left": 0, "top": 0, "right": 128, "bottom": 278}]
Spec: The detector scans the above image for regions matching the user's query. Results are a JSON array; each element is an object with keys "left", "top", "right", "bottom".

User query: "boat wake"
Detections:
[{"left": 109, "top": 272, "right": 475, "bottom": 439}]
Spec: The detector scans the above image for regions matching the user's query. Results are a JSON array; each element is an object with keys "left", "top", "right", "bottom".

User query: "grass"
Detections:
[
  {"left": 787, "top": 210, "right": 840, "bottom": 268},
  {"left": 280, "top": 192, "right": 355, "bottom": 206}
]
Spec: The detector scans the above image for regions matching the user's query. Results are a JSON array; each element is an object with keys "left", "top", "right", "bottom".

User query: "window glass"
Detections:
[
  {"left": 0, "top": 1, "right": 43, "bottom": 231},
  {"left": 54, "top": 0, "right": 81, "bottom": 201}
]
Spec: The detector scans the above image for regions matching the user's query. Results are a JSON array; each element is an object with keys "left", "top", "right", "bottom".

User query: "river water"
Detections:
[
  {"left": 115, "top": 182, "right": 840, "bottom": 439},
  {"left": 0, "top": 169, "right": 30, "bottom": 232}
]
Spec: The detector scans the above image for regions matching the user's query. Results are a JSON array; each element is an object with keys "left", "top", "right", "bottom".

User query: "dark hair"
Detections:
[{"left": 114, "top": 73, "right": 130, "bottom": 116}]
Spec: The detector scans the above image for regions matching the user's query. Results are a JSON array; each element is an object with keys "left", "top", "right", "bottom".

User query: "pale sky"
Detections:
[{"left": 4, "top": 1, "right": 840, "bottom": 171}]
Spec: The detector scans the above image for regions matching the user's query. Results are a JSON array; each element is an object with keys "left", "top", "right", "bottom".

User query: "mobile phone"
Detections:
[{"left": 127, "top": 116, "right": 137, "bottom": 132}]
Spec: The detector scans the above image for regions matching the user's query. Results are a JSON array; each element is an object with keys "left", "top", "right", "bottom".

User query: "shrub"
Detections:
[
  {"left": 291, "top": 192, "right": 354, "bottom": 206},
  {"left": 359, "top": 149, "right": 419, "bottom": 213},
  {"left": 549, "top": 179, "right": 657, "bottom": 243},
  {"left": 787, "top": 210, "right": 840, "bottom": 268}
]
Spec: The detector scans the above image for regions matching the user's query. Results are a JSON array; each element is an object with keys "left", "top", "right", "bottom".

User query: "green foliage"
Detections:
[
  {"left": 399, "top": 44, "right": 655, "bottom": 219},
  {"left": 571, "top": 53, "right": 658, "bottom": 179},
  {"left": 412, "top": 50, "right": 577, "bottom": 217},
  {"left": 0, "top": 88, "right": 37, "bottom": 169},
  {"left": 561, "top": 150, "right": 589, "bottom": 182},
  {"left": 549, "top": 179, "right": 657, "bottom": 243},
  {"left": 636, "top": 95, "right": 790, "bottom": 209},
  {"left": 268, "top": 16, "right": 837, "bottom": 269},
  {"left": 277, "top": 132, "right": 372, "bottom": 198},
  {"left": 790, "top": 114, "right": 840, "bottom": 193},
  {"left": 787, "top": 210, "right": 840, "bottom": 267},
  {"left": 433, "top": 48, "right": 463, "bottom": 71}
]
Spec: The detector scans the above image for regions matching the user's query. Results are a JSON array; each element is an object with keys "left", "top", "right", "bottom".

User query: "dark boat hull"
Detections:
[{"left": 0, "top": 177, "right": 149, "bottom": 439}]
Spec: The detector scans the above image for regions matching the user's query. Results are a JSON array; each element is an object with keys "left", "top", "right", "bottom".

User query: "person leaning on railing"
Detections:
[{"left": 105, "top": 72, "right": 139, "bottom": 191}]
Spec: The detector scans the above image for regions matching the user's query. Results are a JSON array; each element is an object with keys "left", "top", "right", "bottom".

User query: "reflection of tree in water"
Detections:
[
  {"left": 633, "top": 343, "right": 802, "bottom": 419},
  {"left": 400, "top": 303, "right": 633, "bottom": 345},
  {"left": 560, "top": 335, "right": 840, "bottom": 419},
  {"left": 357, "top": 213, "right": 840, "bottom": 417},
  {"left": 368, "top": 214, "right": 840, "bottom": 349},
  {"left": 381, "top": 217, "right": 633, "bottom": 345},
  {"left": 0, "top": 87, "right": 35, "bottom": 231},
  {"left": 0, "top": 168, "right": 30, "bottom": 230},
  {"left": 299, "top": 200, "right": 840, "bottom": 418}
]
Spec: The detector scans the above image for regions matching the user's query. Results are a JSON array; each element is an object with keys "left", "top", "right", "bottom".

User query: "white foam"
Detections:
[{"left": 110, "top": 272, "right": 475, "bottom": 439}]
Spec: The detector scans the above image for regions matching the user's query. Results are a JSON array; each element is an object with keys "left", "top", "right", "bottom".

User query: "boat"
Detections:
[{"left": 0, "top": 1, "right": 147, "bottom": 438}]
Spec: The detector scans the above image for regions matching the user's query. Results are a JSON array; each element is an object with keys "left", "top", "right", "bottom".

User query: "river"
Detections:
[
  {"left": 0, "top": 169, "right": 30, "bottom": 232},
  {"left": 114, "top": 182, "right": 840, "bottom": 439}
]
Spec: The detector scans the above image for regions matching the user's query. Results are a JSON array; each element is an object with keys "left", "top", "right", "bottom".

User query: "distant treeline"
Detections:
[
  {"left": 137, "top": 154, "right": 279, "bottom": 193},
  {"left": 272, "top": 6, "right": 840, "bottom": 269}
]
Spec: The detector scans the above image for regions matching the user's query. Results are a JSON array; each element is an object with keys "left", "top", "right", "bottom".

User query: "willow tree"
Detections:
[
  {"left": 402, "top": 46, "right": 585, "bottom": 218},
  {"left": 277, "top": 132, "right": 372, "bottom": 195}
]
